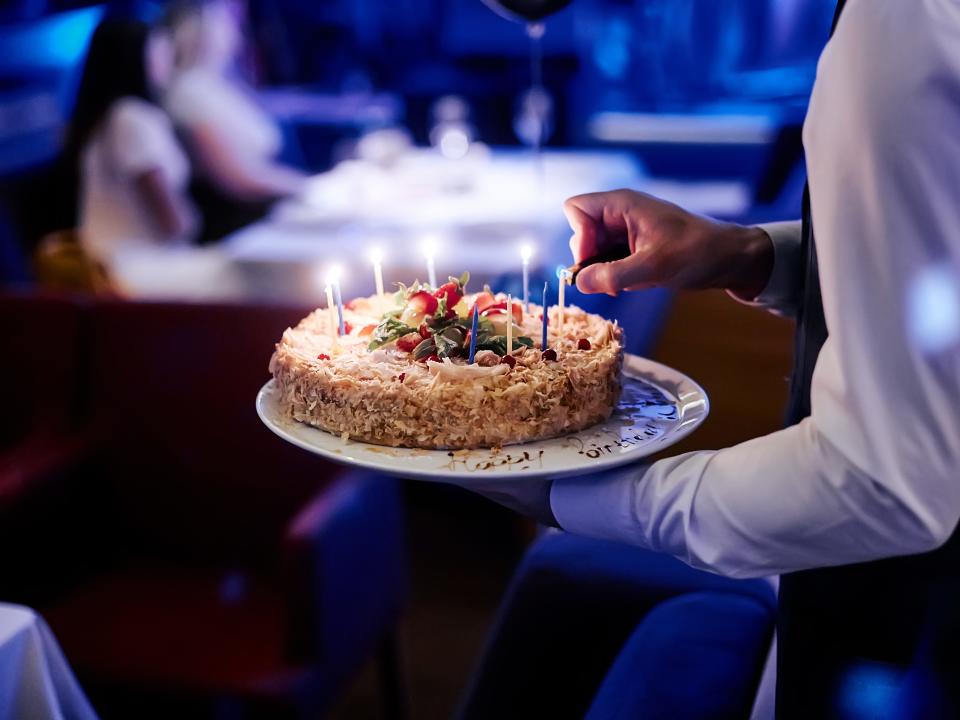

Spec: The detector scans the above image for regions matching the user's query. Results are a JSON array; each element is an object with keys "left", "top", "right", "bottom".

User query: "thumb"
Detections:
[{"left": 576, "top": 255, "right": 649, "bottom": 296}]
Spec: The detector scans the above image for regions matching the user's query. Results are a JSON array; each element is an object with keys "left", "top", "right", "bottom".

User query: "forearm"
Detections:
[
  {"left": 551, "top": 417, "right": 950, "bottom": 579},
  {"left": 134, "top": 169, "right": 196, "bottom": 241},
  {"left": 190, "top": 124, "right": 305, "bottom": 201}
]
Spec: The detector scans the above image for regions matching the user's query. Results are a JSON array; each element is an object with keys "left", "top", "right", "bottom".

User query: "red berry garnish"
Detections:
[
  {"left": 542, "top": 348, "right": 558, "bottom": 362},
  {"left": 396, "top": 332, "right": 422, "bottom": 353},
  {"left": 501, "top": 355, "right": 517, "bottom": 367},
  {"left": 407, "top": 290, "right": 438, "bottom": 316},
  {"left": 343, "top": 321, "right": 353, "bottom": 334},
  {"left": 481, "top": 300, "right": 523, "bottom": 325},
  {"left": 433, "top": 281, "right": 463, "bottom": 308},
  {"left": 397, "top": 372, "right": 406, "bottom": 383},
  {"left": 317, "top": 353, "right": 330, "bottom": 361},
  {"left": 469, "top": 291, "right": 497, "bottom": 316},
  {"left": 577, "top": 338, "right": 591, "bottom": 350},
  {"left": 425, "top": 354, "right": 440, "bottom": 363},
  {"left": 419, "top": 323, "right": 432, "bottom": 339}
]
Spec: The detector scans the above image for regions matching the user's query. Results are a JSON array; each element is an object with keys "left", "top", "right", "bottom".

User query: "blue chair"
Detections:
[
  {"left": 586, "top": 591, "right": 773, "bottom": 720},
  {"left": 458, "top": 531, "right": 774, "bottom": 719}
]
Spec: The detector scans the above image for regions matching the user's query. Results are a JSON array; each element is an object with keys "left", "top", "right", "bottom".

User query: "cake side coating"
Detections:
[{"left": 270, "top": 297, "right": 624, "bottom": 450}]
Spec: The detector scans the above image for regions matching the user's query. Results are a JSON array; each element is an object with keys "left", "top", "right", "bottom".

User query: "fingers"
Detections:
[
  {"left": 563, "top": 200, "right": 603, "bottom": 263},
  {"left": 564, "top": 190, "right": 639, "bottom": 263},
  {"left": 576, "top": 254, "right": 652, "bottom": 295}
]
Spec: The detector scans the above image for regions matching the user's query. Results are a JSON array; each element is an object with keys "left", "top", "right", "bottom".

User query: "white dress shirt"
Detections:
[
  {"left": 80, "top": 97, "right": 192, "bottom": 263},
  {"left": 551, "top": 1, "right": 960, "bottom": 715}
]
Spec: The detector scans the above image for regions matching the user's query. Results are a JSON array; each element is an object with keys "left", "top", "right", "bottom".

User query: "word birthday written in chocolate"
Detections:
[{"left": 562, "top": 422, "right": 667, "bottom": 459}]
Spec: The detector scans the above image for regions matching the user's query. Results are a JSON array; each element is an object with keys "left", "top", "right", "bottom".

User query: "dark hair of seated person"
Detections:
[{"left": 62, "top": 19, "right": 153, "bottom": 219}]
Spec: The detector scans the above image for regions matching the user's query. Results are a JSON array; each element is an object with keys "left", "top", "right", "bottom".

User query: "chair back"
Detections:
[
  {"left": 0, "top": 290, "right": 88, "bottom": 450},
  {"left": 86, "top": 298, "right": 341, "bottom": 565}
]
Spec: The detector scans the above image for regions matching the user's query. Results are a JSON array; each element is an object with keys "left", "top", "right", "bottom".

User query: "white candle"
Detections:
[
  {"left": 370, "top": 247, "right": 384, "bottom": 296},
  {"left": 557, "top": 268, "right": 570, "bottom": 337},
  {"left": 506, "top": 294, "right": 513, "bottom": 356},
  {"left": 325, "top": 283, "right": 336, "bottom": 336},
  {"left": 421, "top": 236, "right": 438, "bottom": 289},
  {"left": 520, "top": 243, "right": 532, "bottom": 311}
]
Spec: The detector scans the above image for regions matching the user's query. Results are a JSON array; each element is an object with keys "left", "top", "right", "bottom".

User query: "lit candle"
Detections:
[
  {"left": 506, "top": 294, "right": 513, "bottom": 355},
  {"left": 421, "top": 236, "right": 438, "bottom": 289},
  {"left": 468, "top": 306, "right": 479, "bottom": 364},
  {"left": 325, "top": 282, "right": 336, "bottom": 336},
  {"left": 370, "top": 247, "right": 384, "bottom": 296},
  {"left": 328, "top": 267, "right": 346, "bottom": 336},
  {"left": 541, "top": 281, "right": 548, "bottom": 349},
  {"left": 520, "top": 243, "right": 532, "bottom": 311},
  {"left": 556, "top": 266, "right": 570, "bottom": 336}
]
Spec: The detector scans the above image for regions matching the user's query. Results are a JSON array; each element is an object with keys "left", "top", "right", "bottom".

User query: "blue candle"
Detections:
[
  {"left": 541, "top": 281, "right": 548, "bottom": 349},
  {"left": 332, "top": 277, "right": 346, "bottom": 336},
  {"left": 468, "top": 306, "right": 479, "bottom": 364}
]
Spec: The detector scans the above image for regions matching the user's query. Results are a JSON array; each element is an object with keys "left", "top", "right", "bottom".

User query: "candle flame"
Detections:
[
  {"left": 520, "top": 244, "right": 533, "bottom": 263},
  {"left": 368, "top": 247, "right": 384, "bottom": 265},
  {"left": 420, "top": 235, "right": 439, "bottom": 259},
  {"left": 325, "top": 265, "right": 342, "bottom": 286}
]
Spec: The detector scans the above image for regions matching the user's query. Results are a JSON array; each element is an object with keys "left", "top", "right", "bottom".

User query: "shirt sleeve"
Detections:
[
  {"left": 728, "top": 220, "right": 803, "bottom": 317},
  {"left": 105, "top": 99, "right": 175, "bottom": 177},
  {"left": 551, "top": 0, "right": 960, "bottom": 579}
]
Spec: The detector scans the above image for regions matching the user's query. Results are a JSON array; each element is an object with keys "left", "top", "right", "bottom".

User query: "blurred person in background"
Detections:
[
  {"left": 163, "top": 0, "right": 307, "bottom": 243},
  {"left": 64, "top": 18, "right": 196, "bottom": 273}
]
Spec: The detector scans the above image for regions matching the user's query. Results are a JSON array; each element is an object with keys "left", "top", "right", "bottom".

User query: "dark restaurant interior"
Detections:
[{"left": 6, "top": 1, "right": 958, "bottom": 719}]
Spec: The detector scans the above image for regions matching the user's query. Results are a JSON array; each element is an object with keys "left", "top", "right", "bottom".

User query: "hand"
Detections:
[
  {"left": 446, "top": 477, "right": 559, "bottom": 527},
  {"left": 563, "top": 189, "right": 774, "bottom": 299}
]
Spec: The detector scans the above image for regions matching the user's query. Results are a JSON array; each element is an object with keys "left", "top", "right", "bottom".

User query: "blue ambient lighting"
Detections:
[
  {"left": 907, "top": 263, "right": 960, "bottom": 354},
  {"left": 837, "top": 663, "right": 906, "bottom": 720}
]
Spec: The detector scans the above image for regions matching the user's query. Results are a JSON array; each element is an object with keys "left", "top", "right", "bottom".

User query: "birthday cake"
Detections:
[{"left": 269, "top": 273, "right": 624, "bottom": 449}]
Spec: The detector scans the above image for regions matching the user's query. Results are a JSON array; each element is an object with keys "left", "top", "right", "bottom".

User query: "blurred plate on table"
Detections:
[{"left": 256, "top": 354, "right": 708, "bottom": 482}]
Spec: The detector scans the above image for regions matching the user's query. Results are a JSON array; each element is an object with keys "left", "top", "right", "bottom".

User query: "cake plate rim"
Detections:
[{"left": 256, "top": 353, "right": 709, "bottom": 482}]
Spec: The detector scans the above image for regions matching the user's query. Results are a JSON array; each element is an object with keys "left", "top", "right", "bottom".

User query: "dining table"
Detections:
[
  {"left": 0, "top": 603, "right": 98, "bottom": 720},
  {"left": 111, "top": 146, "right": 752, "bottom": 305}
]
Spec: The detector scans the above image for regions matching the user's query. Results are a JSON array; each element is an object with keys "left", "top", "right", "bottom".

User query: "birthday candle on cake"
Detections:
[
  {"left": 421, "top": 236, "right": 438, "bottom": 289},
  {"left": 468, "top": 306, "right": 479, "bottom": 364},
  {"left": 506, "top": 294, "right": 513, "bottom": 355},
  {"left": 369, "top": 247, "right": 384, "bottom": 296},
  {"left": 329, "top": 268, "right": 346, "bottom": 336},
  {"left": 556, "top": 266, "right": 570, "bottom": 336},
  {"left": 325, "top": 282, "right": 336, "bottom": 336},
  {"left": 520, "top": 243, "right": 532, "bottom": 311},
  {"left": 541, "top": 282, "right": 548, "bottom": 349}
]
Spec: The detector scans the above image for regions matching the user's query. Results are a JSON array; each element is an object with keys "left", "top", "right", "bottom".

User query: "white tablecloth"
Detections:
[
  {"left": 0, "top": 604, "right": 97, "bottom": 720},
  {"left": 112, "top": 147, "right": 751, "bottom": 303}
]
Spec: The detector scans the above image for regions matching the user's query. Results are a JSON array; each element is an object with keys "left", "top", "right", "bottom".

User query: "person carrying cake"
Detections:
[{"left": 452, "top": 1, "right": 960, "bottom": 718}]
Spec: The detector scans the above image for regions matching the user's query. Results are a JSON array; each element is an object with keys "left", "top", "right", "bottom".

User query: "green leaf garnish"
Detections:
[
  {"left": 367, "top": 316, "right": 416, "bottom": 350},
  {"left": 413, "top": 337, "right": 437, "bottom": 359}
]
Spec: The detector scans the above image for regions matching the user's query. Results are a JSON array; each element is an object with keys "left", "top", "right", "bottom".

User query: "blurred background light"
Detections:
[
  {"left": 907, "top": 263, "right": 960, "bottom": 355},
  {"left": 837, "top": 662, "right": 908, "bottom": 720}
]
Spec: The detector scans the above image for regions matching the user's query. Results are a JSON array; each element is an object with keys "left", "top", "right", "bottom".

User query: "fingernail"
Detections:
[{"left": 577, "top": 266, "right": 600, "bottom": 293}]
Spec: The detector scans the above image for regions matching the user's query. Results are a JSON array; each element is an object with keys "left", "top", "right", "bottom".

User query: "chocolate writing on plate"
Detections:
[
  {"left": 562, "top": 421, "right": 666, "bottom": 459},
  {"left": 442, "top": 449, "right": 546, "bottom": 473}
]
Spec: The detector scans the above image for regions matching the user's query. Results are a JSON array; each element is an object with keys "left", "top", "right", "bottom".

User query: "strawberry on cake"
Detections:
[{"left": 269, "top": 273, "right": 624, "bottom": 449}]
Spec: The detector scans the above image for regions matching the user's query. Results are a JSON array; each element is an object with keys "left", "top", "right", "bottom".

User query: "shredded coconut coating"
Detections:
[{"left": 269, "top": 296, "right": 624, "bottom": 449}]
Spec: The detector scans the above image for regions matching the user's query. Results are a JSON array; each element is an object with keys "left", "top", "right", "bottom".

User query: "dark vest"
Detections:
[{"left": 776, "top": 2, "right": 960, "bottom": 717}]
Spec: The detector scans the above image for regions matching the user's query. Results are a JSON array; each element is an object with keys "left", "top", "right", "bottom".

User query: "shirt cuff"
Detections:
[
  {"left": 728, "top": 220, "right": 803, "bottom": 316},
  {"left": 550, "top": 466, "right": 647, "bottom": 545}
]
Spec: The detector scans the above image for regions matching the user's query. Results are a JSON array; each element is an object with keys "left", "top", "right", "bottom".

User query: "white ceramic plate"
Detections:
[{"left": 256, "top": 354, "right": 708, "bottom": 482}]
